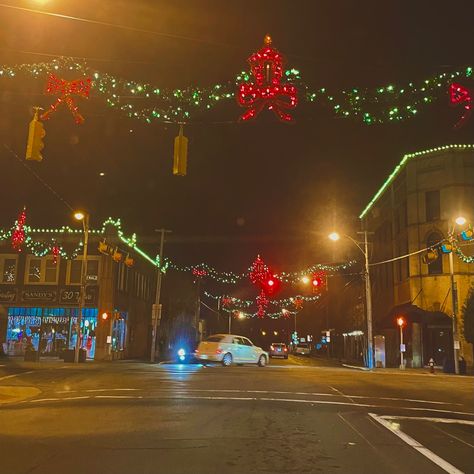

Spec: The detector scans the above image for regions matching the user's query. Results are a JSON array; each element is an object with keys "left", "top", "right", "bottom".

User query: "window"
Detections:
[
  {"left": 67, "top": 258, "right": 100, "bottom": 285},
  {"left": 425, "top": 190, "right": 440, "bottom": 222},
  {"left": 233, "top": 337, "right": 244, "bottom": 345},
  {"left": 427, "top": 232, "right": 443, "bottom": 275},
  {"left": 25, "top": 256, "right": 59, "bottom": 284},
  {"left": 241, "top": 338, "right": 253, "bottom": 347},
  {"left": 0, "top": 255, "right": 18, "bottom": 284}
]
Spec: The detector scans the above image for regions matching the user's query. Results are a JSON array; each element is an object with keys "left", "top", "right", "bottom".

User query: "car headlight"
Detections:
[{"left": 177, "top": 348, "right": 186, "bottom": 357}]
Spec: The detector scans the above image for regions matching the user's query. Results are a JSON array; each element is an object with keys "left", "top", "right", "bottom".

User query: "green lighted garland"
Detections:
[
  {"left": 0, "top": 217, "right": 356, "bottom": 282},
  {"left": 0, "top": 57, "right": 471, "bottom": 124}
]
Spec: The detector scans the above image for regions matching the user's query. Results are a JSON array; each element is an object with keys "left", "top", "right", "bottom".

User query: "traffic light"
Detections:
[
  {"left": 263, "top": 274, "right": 280, "bottom": 294},
  {"left": 311, "top": 273, "right": 325, "bottom": 293},
  {"left": 26, "top": 109, "right": 46, "bottom": 161},
  {"left": 173, "top": 124, "right": 188, "bottom": 176},
  {"left": 422, "top": 248, "right": 438, "bottom": 264}
]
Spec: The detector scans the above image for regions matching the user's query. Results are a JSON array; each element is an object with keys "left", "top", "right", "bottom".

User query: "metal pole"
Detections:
[
  {"left": 228, "top": 312, "right": 231, "bottom": 334},
  {"left": 150, "top": 229, "right": 166, "bottom": 363},
  {"left": 364, "top": 230, "right": 374, "bottom": 369},
  {"left": 399, "top": 324, "right": 404, "bottom": 369},
  {"left": 449, "top": 251, "right": 460, "bottom": 374},
  {"left": 326, "top": 274, "right": 329, "bottom": 359},
  {"left": 74, "top": 214, "right": 89, "bottom": 364}
]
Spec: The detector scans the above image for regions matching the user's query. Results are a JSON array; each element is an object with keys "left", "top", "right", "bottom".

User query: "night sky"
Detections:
[{"left": 1, "top": 0, "right": 473, "bottom": 273}]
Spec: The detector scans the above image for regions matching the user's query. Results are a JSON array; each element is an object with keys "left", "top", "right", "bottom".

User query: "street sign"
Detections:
[{"left": 400, "top": 343, "right": 406, "bottom": 352}]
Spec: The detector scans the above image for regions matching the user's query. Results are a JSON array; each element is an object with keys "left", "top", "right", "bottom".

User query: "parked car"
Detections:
[
  {"left": 269, "top": 342, "right": 288, "bottom": 359},
  {"left": 195, "top": 334, "right": 269, "bottom": 367},
  {"left": 295, "top": 342, "right": 311, "bottom": 355}
]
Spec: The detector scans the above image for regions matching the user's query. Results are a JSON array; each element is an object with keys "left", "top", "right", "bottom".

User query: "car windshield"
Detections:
[{"left": 205, "top": 336, "right": 224, "bottom": 342}]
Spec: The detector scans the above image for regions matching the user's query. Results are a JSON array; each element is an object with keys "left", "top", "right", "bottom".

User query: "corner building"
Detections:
[
  {"left": 360, "top": 144, "right": 474, "bottom": 368},
  {"left": 0, "top": 219, "right": 156, "bottom": 361}
]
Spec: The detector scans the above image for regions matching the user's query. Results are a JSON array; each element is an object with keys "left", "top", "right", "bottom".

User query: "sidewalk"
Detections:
[{"left": 341, "top": 362, "right": 473, "bottom": 376}]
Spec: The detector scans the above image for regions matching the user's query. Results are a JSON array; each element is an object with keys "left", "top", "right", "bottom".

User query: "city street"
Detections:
[{"left": 1, "top": 356, "right": 473, "bottom": 474}]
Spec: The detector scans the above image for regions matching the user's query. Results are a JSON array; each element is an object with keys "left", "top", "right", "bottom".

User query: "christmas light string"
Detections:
[
  {"left": 0, "top": 217, "right": 356, "bottom": 281},
  {"left": 0, "top": 57, "right": 472, "bottom": 124}
]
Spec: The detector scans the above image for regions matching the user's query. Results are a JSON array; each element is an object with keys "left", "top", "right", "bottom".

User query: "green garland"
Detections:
[{"left": 0, "top": 57, "right": 471, "bottom": 124}]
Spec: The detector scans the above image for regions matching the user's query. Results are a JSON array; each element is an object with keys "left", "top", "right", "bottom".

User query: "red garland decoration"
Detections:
[
  {"left": 52, "top": 245, "right": 60, "bottom": 265},
  {"left": 249, "top": 255, "right": 268, "bottom": 285},
  {"left": 237, "top": 35, "right": 298, "bottom": 122},
  {"left": 192, "top": 267, "right": 208, "bottom": 278},
  {"left": 449, "top": 83, "right": 472, "bottom": 128},
  {"left": 40, "top": 74, "right": 92, "bottom": 124},
  {"left": 293, "top": 297, "right": 304, "bottom": 310},
  {"left": 11, "top": 208, "right": 27, "bottom": 252},
  {"left": 221, "top": 296, "right": 232, "bottom": 308},
  {"left": 256, "top": 289, "right": 268, "bottom": 318}
]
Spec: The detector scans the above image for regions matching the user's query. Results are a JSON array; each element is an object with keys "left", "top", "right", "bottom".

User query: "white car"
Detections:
[
  {"left": 196, "top": 334, "right": 269, "bottom": 367},
  {"left": 295, "top": 343, "right": 311, "bottom": 355}
]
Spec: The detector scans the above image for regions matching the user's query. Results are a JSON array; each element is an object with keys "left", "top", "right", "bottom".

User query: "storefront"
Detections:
[{"left": 6, "top": 307, "right": 99, "bottom": 359}]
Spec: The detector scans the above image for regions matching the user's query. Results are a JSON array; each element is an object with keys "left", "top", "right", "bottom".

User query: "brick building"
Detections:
[{"left": 0, "top": 218, "right": 157, "bottom": 361}]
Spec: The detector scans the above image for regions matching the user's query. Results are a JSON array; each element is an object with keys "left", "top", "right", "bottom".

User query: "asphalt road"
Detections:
[{"left": 0, "top": 355, "right": 473, "bottom": 474}]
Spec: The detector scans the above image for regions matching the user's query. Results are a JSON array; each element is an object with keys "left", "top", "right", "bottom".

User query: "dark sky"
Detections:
[{"left": 0, "top": 0, "right": 473, "bottom": 272}]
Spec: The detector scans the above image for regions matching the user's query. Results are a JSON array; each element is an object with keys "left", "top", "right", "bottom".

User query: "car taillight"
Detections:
[
  {"left": 270, "top": 345, "right": 275, "bottom": 351},
  {"left": 216, "top": 348, "right": 223, "bottom": 354},
  {"left": 284, "top": 348, "right": 287, "bottom": 352},
  {"left": 195, "top": 349, "right": 199, "bottom": 354}
]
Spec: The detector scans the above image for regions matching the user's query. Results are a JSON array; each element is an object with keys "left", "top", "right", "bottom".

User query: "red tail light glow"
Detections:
[
  {"left": 284, "top": 348, "right": 287, "bottom": 352},
  {"left": 216, "top": 348, "right": 223, "bottom": 354}
]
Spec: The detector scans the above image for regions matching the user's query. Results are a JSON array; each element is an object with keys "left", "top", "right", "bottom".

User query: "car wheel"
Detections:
[
  {"left": 257, "top": 355, "right": 266, "bottom": 367},
  {"left": 222, "top": 353, "right": 233, "bottom": 367}
]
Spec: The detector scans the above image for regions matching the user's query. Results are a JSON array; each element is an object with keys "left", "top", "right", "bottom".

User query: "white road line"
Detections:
[
  {"left": 0, "top": 371, "right": 34, "bottom": 382},
  {"left": 85, "top": 388, "right": 140, "bottom": 393},
  {"left": 94, "top": 395, "right": 143, "bottom": 399},
  {"left": 330, "top": 386, "right": 357, "bottom": 404},
  {"left": 30, "top": 396, "right": 91, "bottom": 403},
  {"left": 368, "top": 413, "right": 464, "bottom": 474},
  {"left": 380, "top": 415, "right": 474, "bottom": 426},
  {"left": 142, "top": 388, "right": 460, "bottom": 406}
]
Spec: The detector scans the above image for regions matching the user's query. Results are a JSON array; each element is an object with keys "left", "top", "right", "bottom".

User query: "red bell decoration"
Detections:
[
  {"left": 449, "top": 83, "right": 472, "bottom": 128},
  {"left": 237, "top": 35, "right": 298, "bottom": 122}
]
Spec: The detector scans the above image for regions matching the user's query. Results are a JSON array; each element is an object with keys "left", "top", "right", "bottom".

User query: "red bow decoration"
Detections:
[
  {"left": 192, "top": 267, "right": 208, "bottom": 278},
  {"left": 237, "top": 35, "right": 297, "bottom": 122},
  {"left": 293, "top": 297, "right": 304, "bottom": 310},
  {"left": 11, "top": 208, "right": 27, "bottom": 252},
  {"left": 52, "top": 245, "right": 60, "bottom": 265},
  {"left": 449, "top": 83, "right": 472, "bottom": 128},
  {"left": 41, "top": 74, "right": 92, "bottom": 124}
]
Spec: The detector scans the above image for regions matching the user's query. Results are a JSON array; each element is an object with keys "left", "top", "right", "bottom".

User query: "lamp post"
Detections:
[
  {"left": 73, "top": 211, "right": 89, "bottom": 364},
  {"left": 397, "top": 317, "right": 405, "bottom": 369},
  {"left": 329, "top": 230, "right": 374, "bottom": 369}
]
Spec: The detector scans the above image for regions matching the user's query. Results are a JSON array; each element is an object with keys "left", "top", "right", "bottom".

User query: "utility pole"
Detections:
[
  {"left": 74, "top": 213, "right": 89, "bottom": 364},
  {"left": 448, "top": 251, "right": 460, "bottom": 374},
  {"left": 150, "top": 228, "right": 170, "bottom": 363},
  {"left": 358, "top": 230, "right": 374, "bottom": 370}
]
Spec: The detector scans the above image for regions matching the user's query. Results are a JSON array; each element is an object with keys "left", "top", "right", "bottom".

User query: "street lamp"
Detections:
[
  {"left": 397, "top": 317, "right": 405, "bottom": 369},
  {"left": 329, "top": 229, "right": 374, "bottom": 369},
  {"left": 448, "top": 215, "right": 467, "bottom": 374},
  {"left": 73, "top": 210, "right": 89, "bottom": 364}
]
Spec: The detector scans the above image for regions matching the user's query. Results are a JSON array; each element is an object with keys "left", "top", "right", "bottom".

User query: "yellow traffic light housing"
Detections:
[
  {"left": 26, "top": 109, "right": 46, "bottom": 161},
  {"left": 173, "top": 124, "right": 188, "bottom": 176}
]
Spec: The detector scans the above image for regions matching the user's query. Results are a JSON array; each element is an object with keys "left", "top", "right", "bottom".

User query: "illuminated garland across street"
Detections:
[
  {"left": 0, "top": 58, "right": 472, "bottom": 124},
  {"left": 0, "top": 218, "right": 356, "bottom": 281}
]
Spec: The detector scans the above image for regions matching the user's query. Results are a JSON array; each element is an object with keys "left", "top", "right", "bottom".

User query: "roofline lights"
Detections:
[{"left": 359, "top": 144, "right": 474, "bottom": 220}]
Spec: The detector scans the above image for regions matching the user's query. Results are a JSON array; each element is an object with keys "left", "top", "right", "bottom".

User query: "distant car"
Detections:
[
  {"left": 195, "top": 334, "right": 269, "bottom": 367},
  {"left": 295, "top": 343, "right": 311, "bottom": 355},
  {"left": 269, "top": 343, "right": 288, "bottom": 359}
]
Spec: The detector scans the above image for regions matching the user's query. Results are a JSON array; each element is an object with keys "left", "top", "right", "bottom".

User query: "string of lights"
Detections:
[{"left": 0, "top": 57, "right": 471, "bottom": 124}]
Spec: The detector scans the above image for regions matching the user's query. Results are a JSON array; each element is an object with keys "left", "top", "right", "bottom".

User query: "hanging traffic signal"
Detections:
[
  {"left": 311, "top": 273, "right": 325, "bottom": 293},
  {"left": 173, "top": 124, "right": 188, "bottom": 176},
  {"left": 422, "top": 248, "right": 439, "bottom": 264},
  {"left": 263, "top": 274, "right": 280, "bottom": 295},
  {"left": 26, "top": 109, "right": 46, "bottom": 161}
]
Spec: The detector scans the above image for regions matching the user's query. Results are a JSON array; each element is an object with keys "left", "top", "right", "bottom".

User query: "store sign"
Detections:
[
  {"left": 0, "top": 286, "right": 17, "bottom": 303},
  {"left": 59, "top": 286, "right": 98, "bottom": 306},
  {"left": 22, "top": 289, "right": 57, "bottom": 303}
]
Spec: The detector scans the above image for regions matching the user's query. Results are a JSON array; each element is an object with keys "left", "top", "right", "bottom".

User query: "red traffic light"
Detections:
[
  {"left": 101, "top": 312, "right": 109, "bottom": 321},
  {"left": 396, "top": 317, "right": 405, "bottom": 327}
]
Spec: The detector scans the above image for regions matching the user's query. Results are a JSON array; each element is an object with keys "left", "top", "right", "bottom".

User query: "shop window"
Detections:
[
  {"left": 67, "top": 258, "right": 99, "bottom": 285},
  {"left": 425, "top": 190, "right": 440, "bottom": 222},
  {"left": 427, "top": 232, "right": 443, "bottom": 275},
  {"left": 25, "top": 256, "right": 59, "bottom": 284},
  {"left": 1, "top": 255, "right": 18, "bottom": 283}
]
